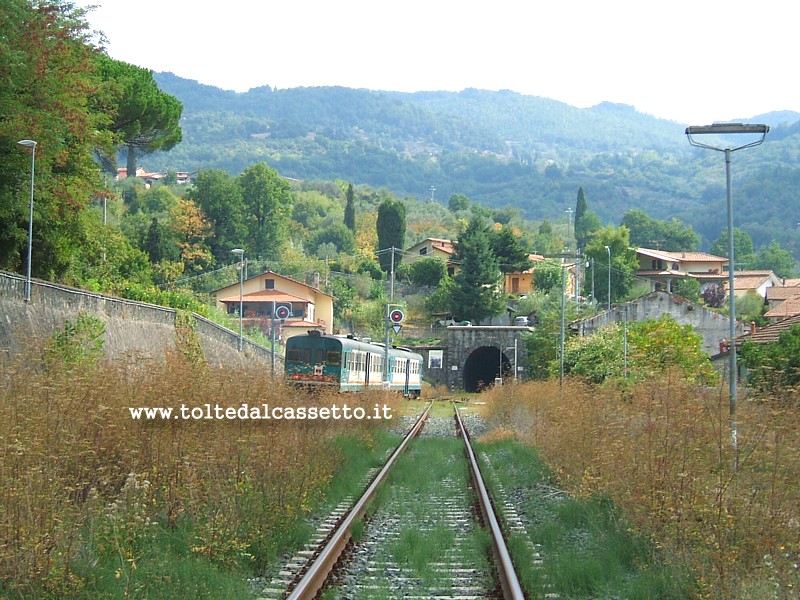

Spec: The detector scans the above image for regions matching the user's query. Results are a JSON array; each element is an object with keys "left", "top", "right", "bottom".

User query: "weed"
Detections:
[
  {"left": 478, "top": 375, "right": 800, "bottom": 598},
  {"left": 0, "top": 341, "right": 400, "bottom": 596}
]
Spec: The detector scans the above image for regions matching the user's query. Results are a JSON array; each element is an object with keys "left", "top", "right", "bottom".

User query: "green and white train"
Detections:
[{"left": 285, "top": 331, "right": 422, "bottom": 397}]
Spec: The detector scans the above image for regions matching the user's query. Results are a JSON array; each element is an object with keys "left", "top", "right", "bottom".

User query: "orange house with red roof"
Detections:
[{"left": 211, "top": 271, "right": 334, "bottom": 341}]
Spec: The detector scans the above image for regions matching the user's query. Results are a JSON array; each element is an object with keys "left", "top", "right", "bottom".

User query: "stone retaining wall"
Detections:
[{"left": 0, "top": 271, "right": 280, "bottom": 371}]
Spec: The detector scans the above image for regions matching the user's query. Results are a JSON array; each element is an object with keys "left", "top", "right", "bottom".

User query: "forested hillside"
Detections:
[{"left": 149, "top": 73, "right": 800, "bottom": 254}]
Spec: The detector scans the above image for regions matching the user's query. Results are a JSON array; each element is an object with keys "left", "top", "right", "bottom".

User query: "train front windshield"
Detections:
[
  {"left": 286, "top": 345, "right": 341, "bottom": 366},
  {"left": 285, "top": 336, "right": 343, "bottom": 383}
]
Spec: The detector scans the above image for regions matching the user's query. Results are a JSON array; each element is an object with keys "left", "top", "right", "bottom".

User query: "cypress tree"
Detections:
[
  {"left": 574, "top": 187, "right": 588, "bottom": 250},
  {"left": 376, "top": 198, "right": 406, "bottom": 272},
  {"left": 145, "top": 217, "right": 165, "bottom": 263},
  {"left": 344, "top": 183, "right": 356, "bottom": 233}
]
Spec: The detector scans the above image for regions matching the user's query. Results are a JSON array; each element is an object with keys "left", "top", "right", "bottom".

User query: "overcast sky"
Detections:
[{"left": 75, "top": 0, "right": 797, "bottom": 125}]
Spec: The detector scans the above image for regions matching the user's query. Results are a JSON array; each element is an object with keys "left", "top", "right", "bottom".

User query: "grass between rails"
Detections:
[
  {"left": 362, "top": 435, "right": 493, "bottom": 592},
  {"left": 477, "top": 376, "right": 800, "bottom": 599},
  {"left": 0, "top": 340, "right": 407, "bottom": 599}
]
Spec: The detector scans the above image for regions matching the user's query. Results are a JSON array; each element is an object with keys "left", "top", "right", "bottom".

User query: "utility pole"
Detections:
[
  {"left": 383, "top": 247, "right": 399, "bottom": 386},
  {"left": 390, "top": 246, "right": 396, "bottom": 302}
]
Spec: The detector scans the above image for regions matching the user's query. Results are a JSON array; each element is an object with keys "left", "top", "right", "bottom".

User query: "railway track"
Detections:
[{"left": 255, "top": 401, "right": 525, "bottom": 600}]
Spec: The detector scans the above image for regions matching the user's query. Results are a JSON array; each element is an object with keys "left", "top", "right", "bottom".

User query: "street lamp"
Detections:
[
  {"left": 505, "top": 344, "right": 518, "bottom": 381},
  {"left": 231, "top": 248, "right": 244, "bottom": 352},
  {"left": 565, "top": 207, "right": 573, "bottom": 250},
  {"left": 17, "top": 140, "right": 36, "bottom": 303},
  {"left": 604, "top": 245, "right": 611, "bottom": 311},
  {"left": 686, "top": 122, "right": 768, "bottom": 468}
]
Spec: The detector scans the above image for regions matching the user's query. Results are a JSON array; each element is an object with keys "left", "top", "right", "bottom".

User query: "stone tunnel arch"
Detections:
[
  {"left": 445, "top": 326, "right": 530, "bottom": 392},
  {"left": 462, "top": 345, "right": 511, "bottom": 393}
]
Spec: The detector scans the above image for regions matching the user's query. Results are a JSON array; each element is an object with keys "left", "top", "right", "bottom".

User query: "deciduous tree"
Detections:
[
  {"left": 238, "top": 162, "right": 293, "bottom": 260},
  {"left": 710, "top": 228, "right": 755, "bottom": 266},
  {"left": 0, "top": 0, "right": 112, "bottom": 279},
  {"left": 190, "top": 169, "right": 247, "bottom": 262},
  {"left": 171, "top": 198, "right": 214, "bottom": 273},
  {"left": 583, "top": 226, "right": 638, "bottom": 305},
  {"left": 740, "top": 323, "right": 800, "bottom": 401},
  {"left": 622, "top": 209, "right": 699, "bottom": 251},
  {"left": 408, "top": 257, "right": 448, "bottom": 287},
  {"left": 752, "top": 240, "right": 797, "bottom": 278}
]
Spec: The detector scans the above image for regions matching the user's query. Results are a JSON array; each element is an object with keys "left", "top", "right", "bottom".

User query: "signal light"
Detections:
[{"left": 389, "top": 308, "right": 404, "bottom": 324}]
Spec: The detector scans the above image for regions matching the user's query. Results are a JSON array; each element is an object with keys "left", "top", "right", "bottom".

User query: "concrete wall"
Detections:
[
  {"left": 414, "top": 345, "right": 448, "bottom": 388},
  {"left": 0, "top": 271, "right": 280, "bottom": 371},
  {"left": 575, "top": 291, "right": 742, "bottom": 356}
]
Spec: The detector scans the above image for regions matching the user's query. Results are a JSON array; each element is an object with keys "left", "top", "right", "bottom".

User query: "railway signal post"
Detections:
[
  {"left": 272, "top": 302, "right": 291, "bottom": 374},
  {"left": 383, "top": 304, "right": 404, "bottom": 386}
]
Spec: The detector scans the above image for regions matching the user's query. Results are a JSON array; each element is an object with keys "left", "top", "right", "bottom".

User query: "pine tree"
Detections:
[
  {"left": 450, "top": 217, "right": 504, "bottom": 324},
  {"left": 489, "top": 225, "right": 532, "bottom": 273}
]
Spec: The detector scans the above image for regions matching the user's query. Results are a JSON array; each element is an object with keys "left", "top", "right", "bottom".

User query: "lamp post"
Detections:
[
  {"left": 565, "top": 207, "right": 573, "bottom": 250},
  {"left": 17, "top": 140, "right": 36, "bottom": 303},
  {"left": 686, "top": 123, "right": 768, "bottom": 468},
  {"left": 560, "top": 261, "right": 566, "bottom": 387},
  {"left": 604, "top": 245, "right": 611, "bottom": 311},
  {"left": 231, "top": 248, "right": 244, "bottom": 352},
  {"left": 504, "top": 344, "right": 518, "bottom": 381}
]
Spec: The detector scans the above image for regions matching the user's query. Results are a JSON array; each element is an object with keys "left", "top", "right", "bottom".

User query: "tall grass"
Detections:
[
  {"left": 0, "top": 339, "right": 401, "bottom": 597},
  {"left": 480, "top": 376, "right": 800, "bottom": 598}
]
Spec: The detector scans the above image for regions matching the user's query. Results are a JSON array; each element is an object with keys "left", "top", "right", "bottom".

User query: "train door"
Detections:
[
  {"left": 364, "top": 352, "right": 371, "bottom": 389},
  {"left": 403, "top": 358, "right": 410, "bottom": 396}
]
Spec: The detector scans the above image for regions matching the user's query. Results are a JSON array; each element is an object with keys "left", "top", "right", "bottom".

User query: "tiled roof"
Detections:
[
  {"left": 689, "top": 272, "right": 728, "bottom": 280},
  {"left": 283, "top": 320, "right": 325, "bottom": 328},
  {"left": 737, "top": 314, "right": 800, "bottom": 344},
  {"left": 766, "top": 286, "right": 800, "bottom": 302},
  {"left": 733, "top": 272, "right": 774, "bottom": 290},
  {"left": 637, "top": 248, "right": 727, "bottom": 262},
  {"left": 218, "top": 289, "right": 310, "bottom": 304},
  {"left": 430, "top": 239, "right": 455, "bottom": 254},
  {"left": 634, "top": 269, "right": 688, "bottom": 277},
  {"left": 765, "top": 295, "right": 800, "bottom": 319},
  {"left": 211, "top": 270, "right": 333, "bottom": 297}
]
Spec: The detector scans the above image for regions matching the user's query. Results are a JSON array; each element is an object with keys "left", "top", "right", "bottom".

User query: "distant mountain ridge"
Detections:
[{"left": 148, "top": 72, "right": 800, "bottom": 256}]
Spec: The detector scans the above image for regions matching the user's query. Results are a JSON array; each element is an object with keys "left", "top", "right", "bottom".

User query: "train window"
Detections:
[
  {"left": 326, "top": 351, "right": 340, "bottom": 366},
  {"left": 286, "top": 349, "right": 300, "bottom": 363},
  {"left": 315, "top": 348, "right": 325, "bottom": 363},
  {"left": 302, "top": 348, "right": 312, "bottom": 363}
]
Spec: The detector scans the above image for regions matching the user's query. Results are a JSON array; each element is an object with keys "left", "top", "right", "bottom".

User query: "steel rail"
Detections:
[
  {"left": 286, "top": 401, "right": 432, "bottom": 600},
  {"left": 454, "top": 403, "right": 526, "bottom": 600}
]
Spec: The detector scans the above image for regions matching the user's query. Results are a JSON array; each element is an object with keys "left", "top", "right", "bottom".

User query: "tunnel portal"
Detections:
[
  {"left": 445, "top": 325, "right": 530, "bottom": 392},
  {"left": 462, "top": 346, "right": 511, "bottom": 393}
]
